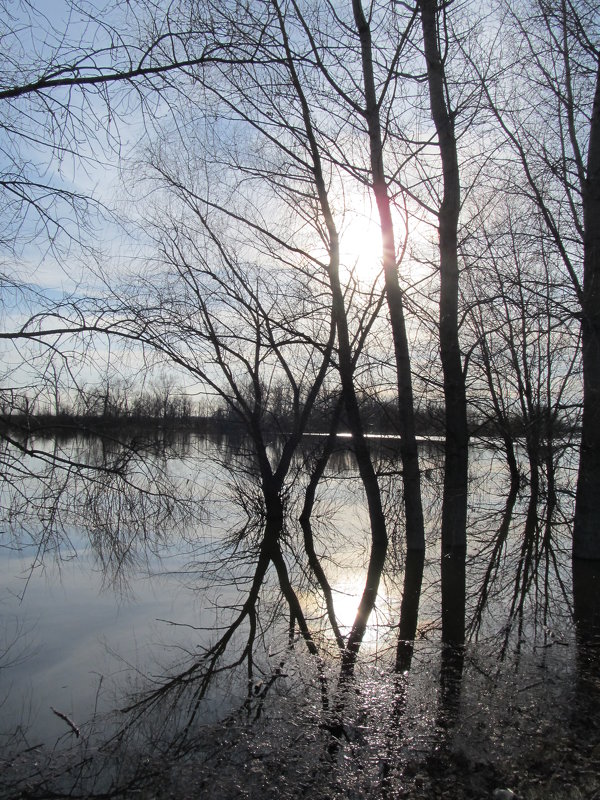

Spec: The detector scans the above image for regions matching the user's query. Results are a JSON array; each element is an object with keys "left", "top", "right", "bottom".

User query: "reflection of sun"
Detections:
[
  {"left": 330, "top": 580, "right": 391, "bottom": 646},
  {"left": 332, "top": 584, "right": 363, "bottom": 631},
  {"left": 302, "top": 572, "right": 398, "bottom": 652}
]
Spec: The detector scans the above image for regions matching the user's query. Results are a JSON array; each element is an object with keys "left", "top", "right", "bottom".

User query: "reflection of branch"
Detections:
[
  {"left": 471, "top": 481, "right": 565, "bottom": 656},
  {"left": 120, "top": 506, "right": 327, "bottom": 736},
  {"left": 300, "top": 396, "right": 345, "bottom": 651},
  {"left": 119, "top": 499, "right": 334, "bottom": 749},
  {"left": 271, "top": 544, "right": 318, "bottom": 658},
  {"left": 300, "top": 513, "right": 345, "bottom": 652},
  {"left": 244, "top": 661, "right": 287, "bottom": 721},
  {"left": 121, "top": 544, "right": 270, "bottom": 720},
  {"left": 468, "top": 485, "right": 518, "bottom": 640},
  {"left": 506, "top": 490, "right": 541, "bottom": 650},
  {"left": 50, "top": 707, "right": 80, "bottom": 738}
]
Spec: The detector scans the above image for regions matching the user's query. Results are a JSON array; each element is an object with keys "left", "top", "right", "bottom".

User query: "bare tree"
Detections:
[
  {"left": 0, "top": 0, "right": 261, "bottom": 576},
  {"left": 84, "top": 0, "right": 403, "bottom": 682},
  {"left": 348, "top": 0, "right": 425, "bottom": 552},
  {"left": 466, "top": 0, "right": 599, "bottom": 557}
]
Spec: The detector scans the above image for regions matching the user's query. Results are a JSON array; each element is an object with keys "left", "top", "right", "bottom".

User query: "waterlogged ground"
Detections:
[
  {"left": 3, "top": 630, "right": 599, "bottom": 799},
  {"left": 134, "top": 644, "right": 599, "bottom": 800}
]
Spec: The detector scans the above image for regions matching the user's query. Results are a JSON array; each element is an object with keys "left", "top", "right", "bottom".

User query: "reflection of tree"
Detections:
[
  {"left": 1, "top": 428, "right": 190, "bottom": 592},
  {"left": 299, "top": 399, "right": 346, "bottom": 651},
  {"left": 467, "top": 471, "right": 573, "bottom": 660},
  {"left": 122, "top": 513, "right": 323, "bottom": 740},
  {"left": 468, "top": 484, "right": 519, "bottom": 640},
  {"left": 572, "top": 559, "right": 600, "bottom": 720},
  {"left": 395, "top": 549, "right": 425, "bottom": 673},
  {"left": 0, "top": 439, "right": 590, "bottom": 799}
]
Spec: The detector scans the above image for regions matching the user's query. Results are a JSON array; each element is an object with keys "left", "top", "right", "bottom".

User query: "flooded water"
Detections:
[{"left": 1, "top": 434, "right": 599, "bottom": 799}]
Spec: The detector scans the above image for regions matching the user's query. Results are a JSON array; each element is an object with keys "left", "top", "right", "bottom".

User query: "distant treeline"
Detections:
[
  {"left": 0, "top": 382, "right": 576, "bottom": 441},
  {"left": 0, "top": 383, "right": 199, "bottom": 437}
]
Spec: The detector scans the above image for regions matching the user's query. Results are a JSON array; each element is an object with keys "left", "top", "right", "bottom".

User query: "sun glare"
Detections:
[
  {"left": 332, "top": 583, "right": 363, "bottom": 631},
  {"left": 304, "top": 578, "right": 394, "bottom": 649},
  {"left": 339, "top": 208, "right": 385, "bottom": 281},
  {"left": 337, "top": 192, "right": 422, "bottom": 284},
  {"left": 312, "top": 188, "right": 436, "bottom": 288}
]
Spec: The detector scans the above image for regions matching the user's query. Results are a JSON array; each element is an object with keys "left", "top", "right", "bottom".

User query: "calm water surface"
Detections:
[{"left": 1, "top": 434, "right": 597, "bottom": 799}]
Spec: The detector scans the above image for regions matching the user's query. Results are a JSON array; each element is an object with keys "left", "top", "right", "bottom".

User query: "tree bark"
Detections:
[
  {"left": 419, "top": 0, "right": 469, "bottom": 551},
  {"left": 352, "top": 0, "right": 425, "bottom": 552},
  {"left": 573, "top": 60, "right": 600, "bottom": 559}
]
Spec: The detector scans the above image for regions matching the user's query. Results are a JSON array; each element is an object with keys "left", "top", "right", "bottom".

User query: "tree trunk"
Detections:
[
  {"left": 329, "top": 245, "right": 389, "bottom": 674},
  {"left": 574, "top": 61, "right": 600, "bottom": 559},
  {"left": 395, "top": 548, "right": 425, "bottom": 672},
  {"left": 274, "top": 4, "right": 390, "bottom": 674},
  {"left": 352, "top": 0, "right": 425, "bottom": 552},
  {"left": 419, "top": 0, "right": 469, "bottom": 551}
]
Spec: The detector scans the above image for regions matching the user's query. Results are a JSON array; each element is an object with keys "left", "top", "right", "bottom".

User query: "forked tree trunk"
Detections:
[{"left": 274, "top": 3, "right": 388, "bottom": 675}]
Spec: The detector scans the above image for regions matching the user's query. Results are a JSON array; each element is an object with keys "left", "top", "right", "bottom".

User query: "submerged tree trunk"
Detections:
[
  {"left": 419, "top": 0, "right": 468, "bottom": 552},
  {"left": 574, "top": 61, "right": 600, "bottom": 559},
  {"left": 352, "top": 0, "right": 425, "bottom": 553},
  {"left": 395, "top": 548, "right": 425, "bottom": 672}
]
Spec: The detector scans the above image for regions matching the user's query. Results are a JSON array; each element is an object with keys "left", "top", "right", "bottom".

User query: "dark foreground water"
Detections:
[{"left": 1, "top": 434, "right": 599, "bottom": 799}]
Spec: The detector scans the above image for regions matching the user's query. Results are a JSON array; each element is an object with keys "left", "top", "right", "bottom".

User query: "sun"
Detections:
[
  {"left": 337, "top": 191, "right": 419, "bottom": 284},
  {"left": 339, "top": 201, "right": 385, "bottom": 282},
  {"left": 332, "top": 186, "right": 436, "bottom": 288}
]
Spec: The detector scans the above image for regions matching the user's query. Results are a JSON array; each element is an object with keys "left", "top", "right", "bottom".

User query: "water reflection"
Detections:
[
  {"left": 573, "top": 558, "right": 600, "bottom": 723},
  {"left": 395, "top": 548, "right": 425, "bottom": 672},
  {"left": 1, "top": 433, "right": 597, "bottom": 799}
]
